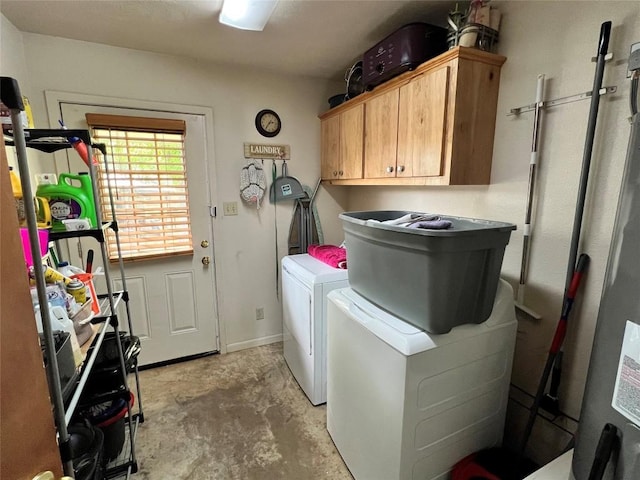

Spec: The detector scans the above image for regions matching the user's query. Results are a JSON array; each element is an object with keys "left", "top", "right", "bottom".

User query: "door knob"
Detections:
[
  {"left": 386, "top": 166, "right": 394, "bottom": 173},
  {"left": 201, "top": 240, "right": 209, "bottom": 248},
  {"left": 202, "top": 256, "right": 211, "bottom": 266},
  {"left": 33, "top": 473, "right": 55, "bottom": 480},
  {"left": 32, "top": 473, "right": 72, "bottom": 480}
]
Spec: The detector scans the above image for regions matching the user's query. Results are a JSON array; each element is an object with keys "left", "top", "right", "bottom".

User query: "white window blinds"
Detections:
[{"left": 86, "top": 114, "right": 193, "bottom": 261}]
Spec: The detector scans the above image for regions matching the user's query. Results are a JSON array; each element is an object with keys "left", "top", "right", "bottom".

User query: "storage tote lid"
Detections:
[{"left": 339, "top": 210, "right": 516, "bottom": 237}]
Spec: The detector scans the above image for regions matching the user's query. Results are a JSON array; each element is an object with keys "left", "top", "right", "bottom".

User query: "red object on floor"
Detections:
[{"left": 452, "top": 451, "right": 501, "bottom": 480}]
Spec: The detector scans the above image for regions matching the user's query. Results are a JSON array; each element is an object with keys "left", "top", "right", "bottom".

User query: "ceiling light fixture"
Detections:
[{"left": 219, "top": 0, "right": 278, "bottom": 31}]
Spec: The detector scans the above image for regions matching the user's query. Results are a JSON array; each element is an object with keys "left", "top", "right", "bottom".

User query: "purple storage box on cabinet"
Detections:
[{"left": 339, "top": 210, "right": 516, "bottom": 334}]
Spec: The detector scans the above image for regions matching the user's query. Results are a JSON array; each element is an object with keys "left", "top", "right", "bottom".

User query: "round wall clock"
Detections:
[{"left": 255, "top": 109, "right": 281, "bottom": 138}]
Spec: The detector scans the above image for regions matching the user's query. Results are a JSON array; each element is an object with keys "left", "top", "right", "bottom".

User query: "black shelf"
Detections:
[
  {"left": 104, "top": 414, "right": 139, "bottom": 479},
  {"left": 63, "top": 292, "right": 124, "bottom": 425},
  {"left": 4, "top": 129, "right": 107, "bottom": 155},
  {"left": 90, "top": 291, "right": 125, "bottom": 325},
  {"left": 79, "top": 385, "right": 129, "bottom": 410},
  {"left": 49, "top": 221, "right": 118, "bottom": 242},
  {"left": 64, "top": 320, "right": 110, "bottom": 425},
  {"left": 2, "top": 88, "right": 143, "bottom": 477}
]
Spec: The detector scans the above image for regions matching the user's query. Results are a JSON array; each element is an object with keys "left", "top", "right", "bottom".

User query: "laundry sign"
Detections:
[{"left": 244, "top": 143, "right": 290, "bottom": 160}]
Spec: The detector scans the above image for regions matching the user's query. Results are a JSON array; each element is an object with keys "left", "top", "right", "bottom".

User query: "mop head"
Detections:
[{"left": 240, "top": 160, "right": 266, "bottom": 209}]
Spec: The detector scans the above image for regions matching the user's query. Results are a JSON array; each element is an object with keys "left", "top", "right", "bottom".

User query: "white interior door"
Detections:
[{"left": 58, "top": 102, "right": 219, "bottom": 365}]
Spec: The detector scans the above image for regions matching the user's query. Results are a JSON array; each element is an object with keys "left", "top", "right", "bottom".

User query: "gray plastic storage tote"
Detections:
[{"left": 340, "top": 211, "right": 516, "bottom": 333}]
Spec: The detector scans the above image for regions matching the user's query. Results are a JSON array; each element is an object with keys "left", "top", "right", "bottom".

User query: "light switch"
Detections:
[{"left": 223, "top": 202, "right": 238, "bottom": 216}]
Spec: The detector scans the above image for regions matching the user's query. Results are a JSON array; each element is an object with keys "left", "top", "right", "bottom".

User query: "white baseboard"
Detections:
[{"left": 225, "top": 333, "right": 283, "bottom": 353}]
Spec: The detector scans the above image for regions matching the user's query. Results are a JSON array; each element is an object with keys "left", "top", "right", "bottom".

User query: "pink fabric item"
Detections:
[{"left": 307, "top": 244, "right": 347, "bottom": 269}]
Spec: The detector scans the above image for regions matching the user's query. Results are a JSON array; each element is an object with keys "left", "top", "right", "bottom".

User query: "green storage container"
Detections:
[{"left": 36, "top": 172, "right": 97, "bottom": 232}]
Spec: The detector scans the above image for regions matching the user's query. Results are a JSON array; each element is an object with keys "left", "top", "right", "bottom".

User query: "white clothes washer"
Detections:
[
  {"left": 281, "top": 254, "right": 349, "bottom": 405},
  {"left": 326, "top": 279, "right": 517, "bottom": 480}
]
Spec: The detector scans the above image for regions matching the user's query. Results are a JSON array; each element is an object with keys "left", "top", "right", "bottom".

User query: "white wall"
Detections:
[
  {"left": 1, "top": 14, "right": 32, "bottom": 171},
  {"left": 347, "top": 1, "right": 640, "bottom": 463},
  {"left": 0, "top": 14, "right": 28, "bottom": 90},
  {"left": 2, "top": 22, "right": 347, "bottom": 353}
]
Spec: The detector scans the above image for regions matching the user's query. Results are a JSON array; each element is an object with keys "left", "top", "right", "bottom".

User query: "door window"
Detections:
[{"left": 86, "top": 114, "right": 193, "bottom": 261}]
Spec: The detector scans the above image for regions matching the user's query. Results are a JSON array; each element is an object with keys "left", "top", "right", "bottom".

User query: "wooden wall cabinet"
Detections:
[
  {"left": 363, "top": 87, "right": 399, "bottom": 178},
  {"left": 319, "top": 47, "right": 506, "bottom": 186},
  {"left": 320, "top": 103, "right": 364, "bottom": 180}
]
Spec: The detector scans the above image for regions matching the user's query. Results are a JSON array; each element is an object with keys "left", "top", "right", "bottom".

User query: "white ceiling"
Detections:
[{"left": 0, "top": 0, "right": 455, "bottom": 81}]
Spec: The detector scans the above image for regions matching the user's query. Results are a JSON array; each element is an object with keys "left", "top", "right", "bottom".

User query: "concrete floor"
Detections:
[{"left": 135, "top": 343, "right": 353, "bottom": 479}]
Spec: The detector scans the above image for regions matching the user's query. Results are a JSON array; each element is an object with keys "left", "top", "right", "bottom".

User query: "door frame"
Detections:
[{"left": 44, "top": 90, "right": 226, "bottom": 354}]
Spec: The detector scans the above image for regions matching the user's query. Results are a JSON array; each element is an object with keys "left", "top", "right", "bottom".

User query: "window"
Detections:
[{"left": 86, "top": 114, "right": 193, "bottom": 261}]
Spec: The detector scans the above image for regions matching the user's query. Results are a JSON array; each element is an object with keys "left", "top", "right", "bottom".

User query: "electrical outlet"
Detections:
[
  {"left": 223, "top": 202, "right": 238, "bottom": 216},
  {"left": 256, "top": 307, "right": 264, "bottom": 320}
]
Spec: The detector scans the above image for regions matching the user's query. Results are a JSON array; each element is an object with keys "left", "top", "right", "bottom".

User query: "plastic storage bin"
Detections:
[
  {"left": 82, "top": 332, "right": 141, "bottom": 399},
  {"left": 339, "top": 210, "right": 516, "bottom": 333},
  {"left": 39, "top": 331, "right": 78, "bottom": 402}
]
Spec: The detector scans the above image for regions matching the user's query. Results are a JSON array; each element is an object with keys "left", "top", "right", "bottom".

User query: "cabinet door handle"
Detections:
[
  {"left": 398, "top": 165, "right": 405, "bottom": 173},
  {"left": 339, "top": 170, "right": 344, "bottom": 176},
  {"left": 333, "top": 171, "right": 338, "bottom": 177},
  {"left": 386, "top": 166, "right": 394, "bottom": 173}
]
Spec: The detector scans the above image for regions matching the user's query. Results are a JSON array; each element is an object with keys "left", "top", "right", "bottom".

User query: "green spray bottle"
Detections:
[{"left": 36, "top": 172, "right": 97, "bottom": 232}]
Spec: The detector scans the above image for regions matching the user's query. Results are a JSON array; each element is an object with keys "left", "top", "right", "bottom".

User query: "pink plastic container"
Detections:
[{"left": 19, "top": 228, "right": 49, "bottom": 268}]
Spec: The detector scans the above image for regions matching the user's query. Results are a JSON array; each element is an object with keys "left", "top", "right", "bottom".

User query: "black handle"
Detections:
[
  {"left": 549, "top": 351, "right": 563, "bottom": 397},
  {"left": 0, "top": 76, "right": 24, "bottom": 110},
  {"left": 576, "top": 253, "right": 591, "bottom": 274},
  {"left": 598, "top": 21, "right": 612, "bottom": 56},
  {"left": 588, "top": 423, "right": 618, "bottom": 480},
  {"left": 86, "top": 249, "right": 94, "bottom": 274}
]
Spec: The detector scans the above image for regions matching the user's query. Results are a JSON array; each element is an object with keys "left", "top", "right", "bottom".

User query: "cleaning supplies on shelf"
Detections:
[
  {"left": 36, "top": 172, "right": 98, "bottom": 232},
  {"left": 31, "top": 284, "right": 68, "bottom": 310},
  {"left": 34, "top": 197, "right": 52, "bottom": 228},
  {"left": 9, "top": 166, "right": 25, "bottom": 224},
  {"left": 34, "top": 302, "right": 83, "bottom": 368},
  {"left": 9, "top": 167, "right": 52, "bottom": 228},
  {"left": 30, "top": 263, "right": 74, "bottom": 285},
  {"left": 35, "top": 173, "right": 58, "bottom": 185},
  {"left": 72, "top": 273, "right": 100, "bottom": 315},
  {"left": 19, "top": 227, "right": 49, "bottom": 268},
  {"left": 69, "top": 138, "right": 98, "bottom": 167},
  {"left": 57, "top": 261, "right": 86, "bottom": 278},
  {"left": 59, "top": 119, "right": 98, "bottom": 167},
  {"left": 61, "top": 218, "right": 91, "bottom": 231},
  {"left": 57, "top": 262, "right": 92, "bottom": 308},
  {"left": 66, "top": 279, "right": 88, "bottom": 306}
]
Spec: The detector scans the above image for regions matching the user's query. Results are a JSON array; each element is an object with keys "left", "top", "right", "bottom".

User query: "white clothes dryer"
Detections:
[
  {"left": 326, "top": 280, "right": 517, "bottom": 480},
  {"left": 281, "top": 254, "right": 349, "bottom": 405}
]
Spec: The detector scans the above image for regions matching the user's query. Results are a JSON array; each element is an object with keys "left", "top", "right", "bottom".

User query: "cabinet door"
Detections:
[
  {"left": 364, "top": 88, "right": 399, "bottom": 178},
  {"left": 339, "top": 104, "right": 364, "bottom": 179},
  {"left": 1, "top": 142, "right": 63, "bottom": 479},
  {"left": 397, "top": 66, "right": 449, "bottom": 178},
  {"left": 321, "top": 115, "right": 340, "bottom": 180}
]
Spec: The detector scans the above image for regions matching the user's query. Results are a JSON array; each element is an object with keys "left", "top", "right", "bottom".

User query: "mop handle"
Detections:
[
  {"left": 518, "top": 254, "right": 590, "bottom": 458},
  {"left": 520, "top": 74, "right": 546, "bottom": 286},
  {"left": 598, "top": 21, "right": 611, "bottom": 56},
  {"left": 551, "top": 254, "right": 590, "bottom": 353},
  {"left": 565, "top": 21, "right": 611, "bottom": 292}
]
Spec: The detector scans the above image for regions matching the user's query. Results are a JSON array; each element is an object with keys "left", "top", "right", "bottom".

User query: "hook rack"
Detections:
[{"left": 509, "top": 86, "right": 617, "bottom": 116}]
